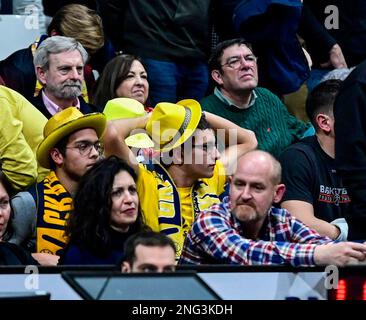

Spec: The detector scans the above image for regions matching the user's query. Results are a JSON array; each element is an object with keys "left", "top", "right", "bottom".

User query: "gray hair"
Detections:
[{"left": 33, "top": 36, "right": 88, "bottom": 70}]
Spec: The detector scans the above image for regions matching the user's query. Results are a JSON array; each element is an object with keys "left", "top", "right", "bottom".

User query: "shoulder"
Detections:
[
  {"left": 270, "top": 206, "right": 291, "bottom": 222},
  {"left": 138, "top": 163, "right": 159, "bottom": 181},
  {"left": 11, "top": 191, "right": 36, "bottom": 210},
  {"left": 200, "top": 94, "right": 221, "bottom": 110},
  {"left": 137, "top": 163, "right": 159, "bottom": 194},
  {"left": 0, "top": 47, "right": 31, "bottom": 68},
  {"left": 280, "top": 139, "right": 315, "bottom": 162},
  {"left": 0, "top": 242, "right": 37, "bottom": 265},
  {"left": 79, "top": 99, "right": 102, "bottom": 113},
  {"left": 253, "top": 87, "right": 286, "bottom": 109},
  {"left": 195, "top": 200, "right": 230, "bottom": 225},
  {"left": 254, "top": 87, "right": 280, "bottom": 99}
]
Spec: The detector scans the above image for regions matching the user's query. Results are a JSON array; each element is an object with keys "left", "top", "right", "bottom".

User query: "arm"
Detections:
[
  {"left": 298, "top": 3, "right": 338, "bottom": 66},
  {"left": 282, "top": 200, "right": 341, "bottom": 240},
  {"left": 0, "top": 104, "right": 37, "bottom": 191},
  {"left": 321, "top": 44, "right": 348, "bottom": 69},
  {"left": 279, "top": 146, "right": 343, "bottom": 240},
  {"left": 31, "top": 253, "right": 59, "bottom": 266},
  {"left": 10, "top": 191, "right": 37, "bottom": 246},
  {"left": 103, "top": 115, "right": 150, "bottom": 173},
  {"left": 284, "top": 212, "right": 366, "bottom": 266},
  {"left": 314, "top": 242, "right": 366, "bottom": 266},
  {"left": 204, "top": 111, "right": 257, "bottom": 175},
  {"left": 190, "top": 208, "right": 322, "bottom": 267}
]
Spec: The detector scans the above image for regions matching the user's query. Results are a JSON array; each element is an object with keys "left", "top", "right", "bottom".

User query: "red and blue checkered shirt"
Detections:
[{"left": 179, "top": 197, "right": 332, "bottom": 266}]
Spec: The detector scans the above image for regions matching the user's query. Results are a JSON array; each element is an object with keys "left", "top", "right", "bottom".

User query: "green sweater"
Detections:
[{"left": 201, "top": 88, "right": 311, "bottom": 158}]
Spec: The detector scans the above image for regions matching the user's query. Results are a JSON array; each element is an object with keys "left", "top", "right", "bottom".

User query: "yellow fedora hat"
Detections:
[
  {"left": 146, "top": 99, "right": 202, "bottom": 152},
  {"left": 103, "top": 98, "right": 154, "bottom": 148},
  {"left": 37, "top": 107, "right": 107, "bottom": 169}
]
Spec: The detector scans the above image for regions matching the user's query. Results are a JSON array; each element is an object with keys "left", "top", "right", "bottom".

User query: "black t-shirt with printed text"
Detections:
[{"left": 279, "top": 135, "right": 350, "bottom": 222}]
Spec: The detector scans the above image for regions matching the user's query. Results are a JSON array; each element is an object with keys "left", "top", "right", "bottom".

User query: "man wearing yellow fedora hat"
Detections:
[
  {"left": 106, "top": 98, "right": 257, "bottom": 258},
  {"left": 10, "top": 107, "right": 106, "bottom": 265}
]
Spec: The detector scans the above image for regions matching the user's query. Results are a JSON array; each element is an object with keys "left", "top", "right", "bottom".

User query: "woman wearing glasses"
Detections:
[{"left": 60, "top": 156, "right": 149, "bottom": 265}]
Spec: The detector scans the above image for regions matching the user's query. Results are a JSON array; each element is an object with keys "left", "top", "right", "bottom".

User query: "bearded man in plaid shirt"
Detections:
[{"left": 180, "top": 150, "right": 366, "bottom": 266}]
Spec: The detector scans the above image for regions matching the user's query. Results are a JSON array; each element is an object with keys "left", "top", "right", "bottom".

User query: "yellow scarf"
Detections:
[{"left": 34, "top": 171, "right": 73, "bottom": 255}]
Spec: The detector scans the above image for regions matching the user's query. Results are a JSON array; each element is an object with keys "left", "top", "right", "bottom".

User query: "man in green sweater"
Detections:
[{"left": 201, "top": 38, "right": 313, "bottom": 158}]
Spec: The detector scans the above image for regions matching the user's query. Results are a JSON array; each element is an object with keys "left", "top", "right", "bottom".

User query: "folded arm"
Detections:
[{"left": 204, "top": 111, "right": 257, "bottom": 175}]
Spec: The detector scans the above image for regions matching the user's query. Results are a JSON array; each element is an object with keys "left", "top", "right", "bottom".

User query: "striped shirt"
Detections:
[{"left": 179, "top": 197, "right": 332, "bottom": 266}]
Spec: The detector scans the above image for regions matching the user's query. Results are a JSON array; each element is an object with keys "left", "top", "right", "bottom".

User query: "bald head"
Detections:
[
  {"left": 236, "top": 150, "right": 282, "bottom": 185},
  {"left": 229, "top": 150, "right": 285, "bottom": 232}
]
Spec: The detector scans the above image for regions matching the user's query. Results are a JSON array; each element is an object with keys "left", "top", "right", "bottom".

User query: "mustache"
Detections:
[
  {"left": 236, "top": 201, "right": 256, "bottom": 208},
  {"left": 62, "top": 80, "right": 82, "bottom": 88}
]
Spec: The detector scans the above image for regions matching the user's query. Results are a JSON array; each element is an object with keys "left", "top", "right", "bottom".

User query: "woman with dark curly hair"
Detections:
[{"left": 60, "top": 156, "right": 148, "bottom": 265}]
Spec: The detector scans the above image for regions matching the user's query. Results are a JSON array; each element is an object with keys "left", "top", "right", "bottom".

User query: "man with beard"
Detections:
[
  {"left": 180, "top": 150, "right": 366, "bottom": 267},
  {"left": 0, "top": 4, "right": 107, "bottom": 103},
  {"left": 9, "top": 107, "right": 106, "bottom": 265},
  {"left": 31, "top": 36, "right": 99, "bottom": 119}
]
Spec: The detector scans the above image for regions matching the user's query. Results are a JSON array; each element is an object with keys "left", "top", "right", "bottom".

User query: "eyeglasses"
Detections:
[
  {"left": 66, "top": 141, "right": 104, "bottom": 157},
  {"left": 221, "top": 55, "right": 257, "bottom": 69}
]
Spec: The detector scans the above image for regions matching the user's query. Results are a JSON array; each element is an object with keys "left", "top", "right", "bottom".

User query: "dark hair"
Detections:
[
  {"left": 92, "top": 54, "right": 147, "bottom": 108},
  {"left": 208, "top": 38, "right": 254, "bottom": 72},
  {"left": 0, "top": 170, "right": 14, "bottom": 241},
  {"left": 306, "top": 79, "right": 342, "bottom": 129},
  {"left": 196, "top": 112, "right": 211, "bottom": 131},
  {"left": 49, "top": 134, "right": 69, "bottom": 170},
  {"left": 123, "top": 231, "right": 176, "bottom": 264},
  {"left": 184, "top": 111, "right": 213, "bottom": 147},
  {"left": 66, "top": 156, "right": 145, "bottom": 256}
]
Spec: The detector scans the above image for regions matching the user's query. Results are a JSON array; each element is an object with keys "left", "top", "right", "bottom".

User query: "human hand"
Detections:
[
  {"left": 314, "top": 242, "right": 366, "bottom": 266},
  {"left": 320, "top": 44, "right": 348, "bottom": 69},
  {"left": 32, "top": 253, "right": 60, "bottom": 266}
]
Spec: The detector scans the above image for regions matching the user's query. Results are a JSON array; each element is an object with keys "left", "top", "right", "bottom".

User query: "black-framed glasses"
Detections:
[
  {"left": 221, "top": 55, "right": 257, "bottom": 69},
  {"left": 66, "top": 141, "right": 104, "bottom": 156}
]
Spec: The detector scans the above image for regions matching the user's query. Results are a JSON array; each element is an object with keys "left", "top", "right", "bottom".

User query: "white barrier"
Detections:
[{"left": 0, "top": 14, "right": 41, "bottom": 60}]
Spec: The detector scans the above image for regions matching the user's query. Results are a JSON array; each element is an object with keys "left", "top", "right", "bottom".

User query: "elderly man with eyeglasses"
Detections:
[
  {"left": 9, "top": 107, "right": 106, "bottom": 265},
  {"left": 201, "top": 38, "right": 313, "bottom": 158}
]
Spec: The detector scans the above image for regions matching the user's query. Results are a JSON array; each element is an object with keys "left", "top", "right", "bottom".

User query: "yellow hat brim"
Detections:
[
  {"left": 37, "top": 112, "right": 107, "bottom": 169},
  {"left": 125, "top": 133, "right": 154, "bottom": 148}
]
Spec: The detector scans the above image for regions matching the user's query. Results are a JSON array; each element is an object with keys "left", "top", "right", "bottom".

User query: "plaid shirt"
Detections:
[{"left": 179, "top": 197, "right": 332, "bottom": 266}]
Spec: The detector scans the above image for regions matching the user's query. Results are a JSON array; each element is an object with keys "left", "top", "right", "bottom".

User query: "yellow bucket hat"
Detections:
[
  {"left": 103, "top": 98, "right": 154, "bottom": 148},
  {"left": 37, "top": 107, "right": 107, "bottom": 169}
]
